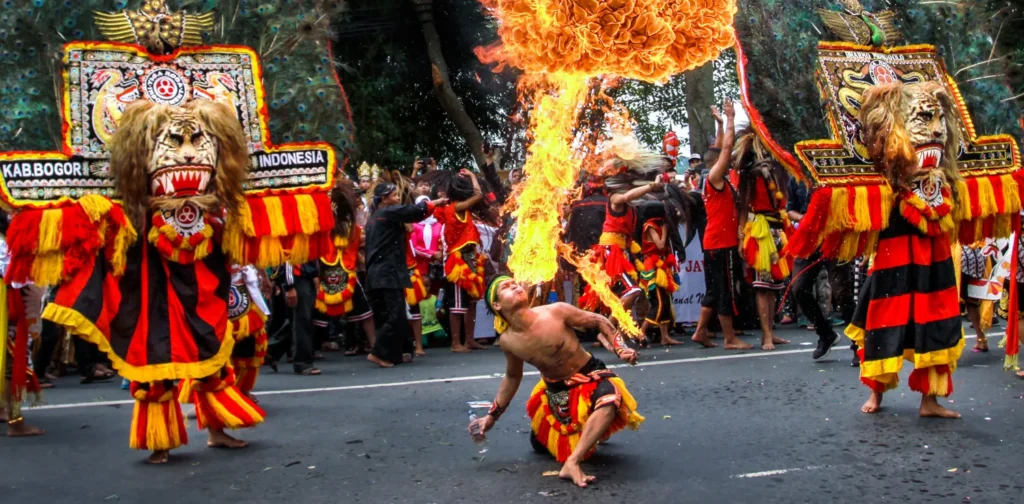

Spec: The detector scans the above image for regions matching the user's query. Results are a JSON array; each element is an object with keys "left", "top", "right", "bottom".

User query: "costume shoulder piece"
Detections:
[
  {"left": 0, "top": 1, "right": 347, "bottom": 287},
  {"left": 733, "top": 0, "right": 1023, "bottom": 186}
]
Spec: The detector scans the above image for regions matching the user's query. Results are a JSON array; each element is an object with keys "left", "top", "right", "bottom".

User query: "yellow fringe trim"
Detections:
[
  {"left": 819, "top": 185, "right": 893, "bottom": 261},
  {"left": 295, "top": 194, "right": 320, "bottom": 236},
  {"left": 742, "top": 214, "right": 775, "bottom": 273},
  {"left": 129, "top": 394, "right": 186, "bottom": 451},
  {"left": 232, "top": 308, "right": 267, "bottom": 340},
  {"left": 1005, "top": 353, "right": 1020, "bottom": 372},
  {"left": 529, "top": 376, "right": 644, "bottom": 460},
  {"left": 31, "top": 209, "right": 64, "bottom": 286},
  {"left": 204, "top": 386, "right": 265, "bottom": 430},
  {"left": 847, "top": 324, "right": 966, "bottom": 380},
  {"left": 920, "top": 366, "right": 953, "bottom": 397},
  {"left": 43, "top": 303, "right": 235, "bottom": 383},
  {"left": 953, "top": 174, "right": 1022, "bottom": 235},
  {"left": 222, "top": 198, "right": 253, "bottom": 265}
]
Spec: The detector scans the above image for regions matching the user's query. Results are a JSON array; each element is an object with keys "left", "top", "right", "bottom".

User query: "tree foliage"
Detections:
[{"left": 333, "top": 0, "right": 521, "bottom": 174}]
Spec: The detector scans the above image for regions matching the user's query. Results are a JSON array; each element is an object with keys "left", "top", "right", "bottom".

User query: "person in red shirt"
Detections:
[
  {"left": 735, "top": 129, "right": 793, "bottom": 350},
  {"left": 691, "top": 99, "right": 751, "bottom": 350},
  {"left": 431, "top": 170, "right": 487, "bottom": 353}
]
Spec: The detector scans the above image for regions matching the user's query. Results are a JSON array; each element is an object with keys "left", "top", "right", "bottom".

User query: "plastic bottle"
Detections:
[{"left": 467, "top": 410, "right": 489, "bottom": 454}]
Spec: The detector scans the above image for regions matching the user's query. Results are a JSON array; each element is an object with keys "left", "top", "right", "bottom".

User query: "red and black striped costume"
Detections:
[
  {"left": 846, "top": 184, "right": 964, "bottom": 396},
  {"left": 41, "top": 210, "right": 265, "bottom": 451}
]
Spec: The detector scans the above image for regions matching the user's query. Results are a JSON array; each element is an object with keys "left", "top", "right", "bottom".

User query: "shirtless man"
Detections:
[{"left": 469, "top": 276, "right": 645, "bottom": 488}]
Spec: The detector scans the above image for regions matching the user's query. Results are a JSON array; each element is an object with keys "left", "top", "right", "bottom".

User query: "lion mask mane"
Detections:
[
  {"left": 110, "top": 99, "right": 249, "bottom": 224},
  {"left": 859, "top": 81, "right": 961, "bottom": 194}
]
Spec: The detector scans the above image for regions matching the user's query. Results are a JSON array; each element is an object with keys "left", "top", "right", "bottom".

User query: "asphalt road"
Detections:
[{"left": 2, "top": 326, "right": 1022, "bottom": 504}]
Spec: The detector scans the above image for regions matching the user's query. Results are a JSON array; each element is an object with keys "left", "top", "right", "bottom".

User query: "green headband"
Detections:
[{"left": 487, "top": 275, "right": 514, "bottom": 335}]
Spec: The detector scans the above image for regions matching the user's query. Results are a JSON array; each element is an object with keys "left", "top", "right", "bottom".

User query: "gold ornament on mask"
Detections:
[{"left": 95, "top": 0, "right": 215, "bottom": 55}]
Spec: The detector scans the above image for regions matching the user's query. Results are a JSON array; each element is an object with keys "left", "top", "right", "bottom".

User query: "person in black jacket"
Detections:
[{"left": 365, "top": 183, "right": 447, "bottom": 367}]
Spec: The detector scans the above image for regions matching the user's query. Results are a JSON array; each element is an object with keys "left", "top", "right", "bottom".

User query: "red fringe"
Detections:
[
  {"left": 7, "top": 288, "right": 39, "bottom": 402},
  {"left": 908, "top": 365, "right": 954, "bottom": 396},
  {"left": 5, "top": 210, "right": 43, "bottom": 286},
  {"left": 783, "top": 187, "right": 831, "bottom": 259}
]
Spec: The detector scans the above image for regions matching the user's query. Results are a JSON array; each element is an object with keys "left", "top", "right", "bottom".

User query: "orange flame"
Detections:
[
  {"left": 557, "top": 244, "right": 642, "bottom": 337},
  {"left": 477, "top": 0, "right": 736, "bottom": 334},
  {"left": 475, "top": 0, "right": 737, "bottom": 82}
]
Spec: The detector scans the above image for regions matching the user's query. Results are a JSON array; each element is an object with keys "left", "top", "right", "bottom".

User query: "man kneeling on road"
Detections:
[{"left": 468, "top": 276, "right": 645, "bottom": 488}]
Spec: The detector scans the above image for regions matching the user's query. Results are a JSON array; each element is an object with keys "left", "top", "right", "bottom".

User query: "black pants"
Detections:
[
  {"left": 33, "top": 318, "right": 61, "bottom": 378},
  {"left": 73, "top": 336, "right": 106, "bottom": 377},
  {"left": 369, "top": 288, "right": 412, "bottom": 365},
  {"left": 291, "top": 276, "right": 317, "bottom": 371},
  {"left": 791, "top": 253, "right": 835, "bottom": 341}
]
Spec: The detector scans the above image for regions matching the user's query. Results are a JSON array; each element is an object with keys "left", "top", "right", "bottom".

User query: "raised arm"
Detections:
[
  {"left": 472, "top": 349, "right": 525, "bottom": 436},
  {"left": 454, "top": 170, "right": 484, "bottom": 212},
  {"left": 609, "top": 179, "right": 664, "bottom": 209},
  {"left": 711, "top": 105, "right": 724, "bottom": 149},
  {"left": 387, "top": 199, "right": 447, "bottom": 224},
  {"left": 480, "top": 147, "right": 510, "bottom": 206},
  {"left": 706, "top": 99, "right": 736, "bottom": 190}
]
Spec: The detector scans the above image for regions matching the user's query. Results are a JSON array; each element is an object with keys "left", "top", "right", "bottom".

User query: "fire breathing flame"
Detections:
[
  {"left": 476, "top": 0, "right": 736, "bottom": 335},
  {"left": 557, "top": 243, "right": 642, "bottom": 337}
]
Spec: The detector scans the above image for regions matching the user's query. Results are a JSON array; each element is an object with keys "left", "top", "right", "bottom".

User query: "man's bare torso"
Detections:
[{"left": 499, "top": 304, "right": 593, "bottom": 381}]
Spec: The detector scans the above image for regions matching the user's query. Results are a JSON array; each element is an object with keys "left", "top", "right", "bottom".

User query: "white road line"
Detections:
[
  {"left": 731, "top": 465, "right": 829, "bottom": 478},
  {"left": 28, "top": 332, "right": 992, "bottom": 412}
]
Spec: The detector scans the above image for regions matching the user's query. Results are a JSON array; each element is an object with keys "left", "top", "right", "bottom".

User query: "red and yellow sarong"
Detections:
[
  {"left": 178, "top": 366, "right": 265, "bottom": 431},
  {"left": 445, "top": 246, "right": 485, "bottom": 300},
  {"left": 525, "top": 357, "right": 644, "bottom": 463}
]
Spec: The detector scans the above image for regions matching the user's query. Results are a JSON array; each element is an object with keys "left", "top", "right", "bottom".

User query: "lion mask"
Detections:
[
  {"left": 859, "top": 81, "right": 960, "bottom": 191},
  {"left": 109, "top": 99, "right": 249, "bottom": 223}
]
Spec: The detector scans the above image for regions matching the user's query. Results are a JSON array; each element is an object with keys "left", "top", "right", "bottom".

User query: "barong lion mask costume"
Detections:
[
  {"left": 111, "top": 100, "right": 248, "bottom": 225},
  {"left": 860, "top": 81, "right": 960, "bottom": 200}
]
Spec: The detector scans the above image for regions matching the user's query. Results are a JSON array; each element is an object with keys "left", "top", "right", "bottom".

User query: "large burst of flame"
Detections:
[{"left": 477, "top": 0, "right": 737, "bottom": 335}]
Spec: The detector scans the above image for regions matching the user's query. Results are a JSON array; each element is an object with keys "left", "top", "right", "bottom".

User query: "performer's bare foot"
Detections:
[
  {"left": 772, "top": 336, "right": 790, "bottom": 345},
  {"left": 450, "top": 345, "right": 471, "bottom": 353},
  {"left": 367, "top": 353, "right": 395, "bottom": 368},
  {"left": 147, "top": 450, "right": 170, "bottom": 464},
  {"left": 402, "top": 353, "right": 413, "bottom": 363},
  {"left": 861, "top": 391, "right": 883, "bottom": 414},
  {"left": 6, "top": 420, "right": 46, "bottom": 437},
  {"left": 919, "top": 395, "right": 961, "bottom": 419},
  {"left": 559, "top": 459, "right": 596, "bottom": 488},
  {"left": 207, "top": 430, "right": 249, "bottom": 448},
  {"left": 691, "top": 330, "right": 718, "bottom": 348},
  {"left": 467, "top": 339, "right": 489, "bottom": 350},
  {"left": 1017, "top": 370, "right": 1024, "bottom": 379},
  {"left": 415, "top": 349, "right": 427, "bottom": 357},
  {"left": 724, "top": 337, "right": 753, "bottom": 350},
  {"left": 761, "top": 338, "right": 776, "bottom": 351},
  {"left": 660, "top": 335, "right": 684, "bottom": 346}
]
